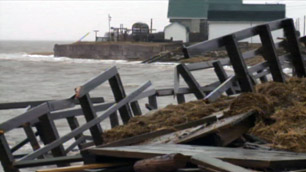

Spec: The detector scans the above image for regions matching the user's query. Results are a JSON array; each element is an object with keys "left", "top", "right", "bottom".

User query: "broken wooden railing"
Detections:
[
  {"left": 0, "top": 66, "right": 153, "bottom": 172},
  {"left": 175, "top": 18, "right": 306, "bottom": 103}
]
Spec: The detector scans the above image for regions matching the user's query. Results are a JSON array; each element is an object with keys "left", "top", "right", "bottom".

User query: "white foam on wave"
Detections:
[{"left": 0, "top": 53, "right": 180, "bottom": 66}]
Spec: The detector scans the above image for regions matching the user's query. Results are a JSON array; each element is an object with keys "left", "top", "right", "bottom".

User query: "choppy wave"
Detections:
[{"left": 0, "top": 53, "right": 179, "bottom": 66}]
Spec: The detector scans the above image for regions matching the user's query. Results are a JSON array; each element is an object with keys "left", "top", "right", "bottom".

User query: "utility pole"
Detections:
[{"left": 108, "top": 14, "right": 112, "bottom": 39}]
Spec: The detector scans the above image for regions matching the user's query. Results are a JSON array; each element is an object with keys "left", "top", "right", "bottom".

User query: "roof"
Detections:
[
  {"left": 168, "top": 0, "right": 286, "bottom": 21},
  {"left": 208, "top": 4, "right": 286, "bottom": 21},
  {"left": 167, "top": 0, "right": 208, "bottom": 19}
]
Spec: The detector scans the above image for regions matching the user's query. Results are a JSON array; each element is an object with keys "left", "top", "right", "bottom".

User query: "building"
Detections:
[
  {"left": 164, "top": 22, "right": 189, "bottom": 42},
  {"left": 167, "top": 0, "right": 286, "bottom": 43}
]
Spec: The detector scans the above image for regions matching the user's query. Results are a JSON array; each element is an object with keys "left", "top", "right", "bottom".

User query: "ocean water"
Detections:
[{"left": 0, "top": 41, "right": 222, "bottom": 172}]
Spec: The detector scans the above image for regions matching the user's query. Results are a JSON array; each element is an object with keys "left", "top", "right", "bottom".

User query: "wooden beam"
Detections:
[
  {"left": 191, "top": 154, "right": 251, "bottom": 172},
  {"left": 282, "top": 19, "right": 306, "bottom": 77},
  {"left": 109, "top": 73, "right": 132, "bottom": 124},
  {"left": 176, "top": 64, "right": 205, "bottom": 99},
  {"left": 257, "top": 24, "right": 285, "bottom": 82},
  {"left": 79, "top": 94, "right": 104, "bottom": 146},
  {"left": 36, "top": 163, "right": 127, "bottom": 172},
  {"left": 223, "top": 34, "right": 254, "bottom": 93},
  {"left": 213, "top": 61, "right": 235, "bottom": 95},
  {"left": 0, "top": 134, "right": 19, "bottom": 172}
]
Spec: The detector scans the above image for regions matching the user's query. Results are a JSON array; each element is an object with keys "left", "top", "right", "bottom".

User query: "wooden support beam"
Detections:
[
  {"left": 282, "top": 19, "right": 306, "bottom": 77},
  {"left": 223, "top": 34, "right": 254, "bottom": 92},
  {"left": 176, "top": 94, "right": 186, "bottom": 104},
  {"left": 130, "top": 101, "right": 142, "bottom": 116},
  {"left": 204, "top": 76, "right": 236, "bottom": 102},
  {"left": 23, "top": 123, "right": 41, "bottom": 152},
  {"left": 0, "top": 134, "right": 19, "bottom": 172},
  {"left": 176, "top": 64, "right": 206, "bottom": 99},
  {"left": 213, "top": 61, "right": 235, "bottom": 95},
  {"left": 38, "top": 112, "right": 69, "bottom": 167},
  {"left": 64, "top": 136, "right": 86, "bottom": 154},
  {"left": 109, "top": 73, "right": 132, "bottom": 124},
  {"left": 66, "top": 117, "right": 84, "bottom": 150},
  {"left": 148, "top": 95, "right": 158, "bottom": 110},
  {"left": 257, "top": 24, "right": 285, "bottom": 82},
  {"left": 79, "top": 94, "right": 104, "bottom": 146},
  {"left": 257, "top": 69, "right": 268, "bottom": 83}
]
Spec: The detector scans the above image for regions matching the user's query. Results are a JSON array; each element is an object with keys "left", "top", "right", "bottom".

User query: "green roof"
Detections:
[
  {"left": 168, "top": 0, "right": 286, "bottom": 21},
  {"left": 168, "top": 0, "right": 208, "bottom": 19}
]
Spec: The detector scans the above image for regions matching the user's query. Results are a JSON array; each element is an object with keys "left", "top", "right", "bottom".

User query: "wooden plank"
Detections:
[
  {"left": 223, "top": 34, "right": 254, "bottom": 92},
  {"left": 257, "top": 24, "right": 285, "bottom": 82},
  {"left": 176, "top": 64, "right": 206, "bottom": 99},
  {"left": 204, "top": 76, "right": 236, "bottom": 102},
  {"left": 79, "top": 94, "right": 104, "bottom": 146},
  {"left": 148, "top": 95, "right": 158, "bottom": 110},
  {"left": 0, "top": 134, "right": 19, "bottom": 172},
  {"left": 50, "top": 102, "right": 114, "bottom": 120},
  {"left": 191, "top": 154, "right": 252, "bottom": 172},
  {"left": 0, "top": 97, "right": 104, "bottom": 110},
  {"left": 282, "top": 19, "right": 306, "bottom": 77},
  {"left": 38, "top": 112, "right": 68, "bottom": 167},
  {"left": 75, "top": 66, "right": 118, "bottom": 98},
  {"left": 0, "top": 103, "right": 49, "bottom": 133},
  {"left": 109, "top": 73, "right": 132, "bottom": 124},
  {"left": 177, "top": 111, "right": 255, "bottom": 144},
  {"left": 66, "top": 116, "right": 83, "bottom": 150},
  {"left": 130, "top": 101, "right": 142, "bottom": 116},
  {"left": 213, "top": 61, "right": 235, "bottom": 95},
  {"left": 176, "top": 94, "right": 186, "bottom": 104},
  {"left": 64, "top": 136, "right": 86, "bottom": 154},
  {"left": 23, "top": 123, "right": 41, "bottom": 151},
  {"left": 14, "top": 155, "right": 83, "bottom": 168},
  {"left": 18, "top": 81, "right": 151, "bottom": 161},
  {"left": 88, "top": 144, "right": 306, "bottom": 169},
  {"left": 36, "top": 163, "right": 127, "bottom": 172}
]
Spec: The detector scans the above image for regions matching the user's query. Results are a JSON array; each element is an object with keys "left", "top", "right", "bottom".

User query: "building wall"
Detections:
[
  {"left": 208, "top": 21, "right": 284, "bottom": 43},
  {"left": 170, "top": 19, "right": 208, "bottom": 42},
  {"left": 165, "top": 23, "right": 189, "bottom": 42}
]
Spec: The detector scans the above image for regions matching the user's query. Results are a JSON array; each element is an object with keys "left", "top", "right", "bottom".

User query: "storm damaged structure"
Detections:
[{"left": 1, "top": 18, "right": 306, "bottom": 172}]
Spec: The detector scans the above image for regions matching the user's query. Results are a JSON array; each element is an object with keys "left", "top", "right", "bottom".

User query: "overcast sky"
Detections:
[{"left": 0, "top": 0, "right": 305, "bottom": 41}]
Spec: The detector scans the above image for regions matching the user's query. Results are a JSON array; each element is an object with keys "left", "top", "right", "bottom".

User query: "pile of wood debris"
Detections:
[{"left": 75, "top": 78, "right": 306, "bottom": 172}]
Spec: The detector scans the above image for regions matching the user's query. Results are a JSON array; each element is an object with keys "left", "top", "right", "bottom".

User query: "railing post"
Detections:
[
  {"left": 66, "top": 117, "right": 84, "bottom": 150},
  {"left": 130, "top": 101, "right": 142, "bottom": 116},
  {"left": 79, "top": 94, "right": 104, "bottom": 146},
  {"left": 282, "top": 19, "right": 306, "bottom": 77},
  {"left": 176, "top": 94, "right": 186, "bottom": 104},
  {"left": 109, "top": 73, "right": 133, "bottom": 124},
  {"left": 148, "top": 95, "right": 158, "bottom": 110},
  {"left": 0, "top": 133, "right": 19, "bottom": 172},
  {"left": 223, "top": 34, "right": 254, "bottom": 92},
  {"left": 38, "top": 109, "right": 69, "bottom": 167},
  {"left": 258, "top": 24, "right": 285, "bottom": 82},
  {"left": 213, "top": 61, "right": 235, "bottom": 95},
  {"left": 23, "top": 123, "right": 40, "bottom": 151},
  {"left": 176, "top": 64, "right": 206, "bottom": 99}
]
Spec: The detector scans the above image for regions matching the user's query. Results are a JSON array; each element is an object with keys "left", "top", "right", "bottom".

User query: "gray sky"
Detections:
[{"left": 0, "top": 0, "right": 305, "bottom": 41}]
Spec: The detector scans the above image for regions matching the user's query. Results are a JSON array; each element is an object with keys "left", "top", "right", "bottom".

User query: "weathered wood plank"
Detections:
[
  {"left": 204, "top": 76, "right": 236, "bottom": 102},
  {"left": 88, "top": 144, "right": 306, "bottom": 169},
  {"left": 176, "top": 64, "right": 206, "bottom": 99},
  {"left": 75, "top": 66, "right": 118, "bottom": 98},
  {"left": 0, "top": 134, "right": 19, "bottom": 172},
  {"left": 36, "top": 163, "right": 127, "bottom": 172},
  {"left": 191, "top": 154, "right": 252, "bottom": 172},
  {"left": 213, "top": 61, "right": 235, "bottom": 95},
  {"left": 282, "top": 19, "right": 306, "bottom": 77},
  {"left": 223, "top": 34, "right": 254, "bottom": 92},
  {"left": 257, "top": 24, "right": 285, "bottom": 82},
  {"left": 79, "top": 94, "right": 104, "bottom": 146},
  {"left": 109, "top": 73, "right": 132, "bottom": 124}
]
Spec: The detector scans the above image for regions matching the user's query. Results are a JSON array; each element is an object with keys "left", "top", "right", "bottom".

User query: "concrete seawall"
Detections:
[{"left": 54, "top": 42, "right": 182, "bottom": 60}]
